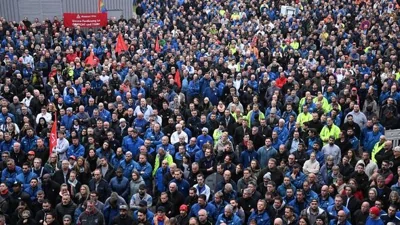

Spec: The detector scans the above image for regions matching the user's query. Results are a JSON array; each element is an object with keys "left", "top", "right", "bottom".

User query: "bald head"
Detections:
[{"left": 273, "top": 218, "right": 283, "bottom": 225}]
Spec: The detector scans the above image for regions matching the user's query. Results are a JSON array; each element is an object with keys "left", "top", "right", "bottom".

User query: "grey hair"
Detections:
[{"left": 224, "top": 204, "right": 233, "bottom": 212}]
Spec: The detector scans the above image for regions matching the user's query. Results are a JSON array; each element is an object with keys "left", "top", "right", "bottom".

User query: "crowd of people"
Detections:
[{"left": 0, "top": 0, "right": 399, "bottom": 224}]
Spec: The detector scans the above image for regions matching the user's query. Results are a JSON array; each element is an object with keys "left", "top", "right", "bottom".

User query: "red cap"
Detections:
[
  {"left": 28, "top": 151, "right": 35, "bottom": 155},
  {"left": 370, "top": 206, "right": 380, "bottom": 216},
  {"left": 179, "top": 204, "right": 188, "bottom": 212},
  {"left": 351, "top": 87, "right": 357, "bottom": 91}
]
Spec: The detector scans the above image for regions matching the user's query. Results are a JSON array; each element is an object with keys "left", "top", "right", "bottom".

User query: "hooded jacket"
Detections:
[
  {"left": 55, "top": 201, "right": 77, "bottom": 224},
  {"left": 301, "top": 206, "right": 328, "bottom": 225},
  {"left": 129, "top": 176, "right": 145, "bottom": 198},
  {"left": 77, "top": 208, "right": 105, "bottom": 225}
]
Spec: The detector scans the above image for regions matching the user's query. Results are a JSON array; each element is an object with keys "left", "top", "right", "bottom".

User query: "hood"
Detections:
[
  {"left": 273, "top": 201, "right": 285, "bottom": 210},
  {"left": 132, "top": 176, "right": 144, "bottom": 183},
  {"left": 306, "top": 206, "right": 325, "bottom": 215}
]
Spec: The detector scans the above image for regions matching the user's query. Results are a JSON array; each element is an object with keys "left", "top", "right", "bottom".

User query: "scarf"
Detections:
[{"left": 68, "top": 179, "right": 78, "bottom": 195}]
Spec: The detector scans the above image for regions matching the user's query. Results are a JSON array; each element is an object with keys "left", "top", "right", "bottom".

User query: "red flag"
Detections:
[
  {"left": 84, "top": 51, "right": 99, "bottom": 66},
  {"left": 49, "top": 112, "right": 57, "bottom": 155},
  {"left": 174, "top": 69, "right": 181, "bottom": 88},
  {"left": 251, "top": 36, "right": 258, "bottom": 47},
  {"left": 155, "top": 37, "right": 161, "bottom": 53},
  {"left": 115, "top": 33, "right": 128, "bottom": 55}
]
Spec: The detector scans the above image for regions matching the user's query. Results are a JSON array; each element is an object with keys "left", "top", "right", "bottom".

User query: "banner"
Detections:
[
  {"left": 49, "top": 112, "right": 57, "bottom": 155},
  {"left": 63, "top": 13, "right": 108, "bottom": 28}
]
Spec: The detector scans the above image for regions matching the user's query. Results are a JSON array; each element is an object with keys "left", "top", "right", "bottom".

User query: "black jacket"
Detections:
[
  {"left": 55, "top": 201, "right": 77, "bottom": 224},
  {"left": 34, "top": 209, "right": 56, "bottom": 225},
  {"left": 41, "top": 180, "right": 60, "bottom": 207},
  {"left": 77, "top": 208, "right": 105, "bottom": 225},
  {"left": 257, "top": 167, "right": 284, "bottom": 185},
  {"left": 88, "top": 178, "right": 111, "bottom": 202},
  {"left": 292, "top": 150, "right": 309, "bottom": 166},
  {"left": 10, "top": 151, "right": 26, "bottom": 167},
  {"left": 176, "top": 214, "right": 190, "bottom": 225},
  {"left": 52, "top": 169, "right": 70, "bottom": 185},
  {"left": 375, "top": 149, "right": 393, "bottom": 166},
  {"left": 352, "top": 209, "right": 368, "bottom": 225},
  {"left": 339, "top": 163, "right": 354, "bottom": 181},
  {"left": 167, "top": 191, "right": 185, "bottom": 217},
  {"left": 350, "top": 171, "right": 369, "bottom": 192},
  {"left": 342, "top": 195, "right": 361, "bottom": 215},
  {"left": 112, "top": 215, "right": 135, "bottom": 225},
  {"left": 96, "top": 164, "right": 115, "bottom": 182},
  {"left": 233, "top": 126, "right": 250, "bottom": 146}
]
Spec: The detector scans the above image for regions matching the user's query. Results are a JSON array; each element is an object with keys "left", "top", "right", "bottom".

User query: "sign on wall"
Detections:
[
  {"left": 280, "top": 6, "right": 296, "bottom": 18},
  {"left": 63, "top": 13, "right": 108, "bottom": 27}
]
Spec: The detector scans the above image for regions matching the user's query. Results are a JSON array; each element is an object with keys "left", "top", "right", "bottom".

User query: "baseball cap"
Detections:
[
  {"left": 28, "top": 151, "right": 35, "bottom": 155},
  {"left": 179, "top": 204, "right": 188, "bottom": 212},
  {"left": 263, "top": 172, "right": 271, "bottom": 180},
  {"left": 69, "top": 155, "right": 76, "bottom": 160},
  {"left": 119, "top": 205, "right": 128, "bottom": 210},
  {"left": 370, "top": 206, "right": 380, "bottom": 216},
  {"left": 13, "top": 181, "right": 22, "bottom": 187},
  {"left": 157, "top": 206, "right": 166, "bottom": 213},
  {"left": 138, "top": 200, "right": 147, "bottom": 207}
]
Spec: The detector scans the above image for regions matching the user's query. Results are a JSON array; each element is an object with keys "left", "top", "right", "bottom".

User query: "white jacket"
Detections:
[
  {"left": 303, "top": 159, "right": 320, "bottom": 175},
  {"left": 55, "top": 138, "right": 70, "bottom": 160}
]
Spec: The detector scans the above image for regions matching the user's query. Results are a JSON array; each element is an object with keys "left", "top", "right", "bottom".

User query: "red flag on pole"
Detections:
[
  {"left": 115, "top": 33, "right": 128, "bottom": 55},
  {"left": 155, "top": 37, "right": 161, "bottom": 53},
  {"left": 174, "top": 69, "right": 181, "bottom": 88},
  {"left": 49, "top": 112, "right": 57, "bottom": 155},
  {"left": 84, "top": 51, "right": 99, "bottom": 67}
]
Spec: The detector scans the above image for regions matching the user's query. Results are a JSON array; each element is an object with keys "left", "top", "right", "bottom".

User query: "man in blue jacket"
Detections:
[
  {"left": 189, "top": 194, "right": 217, "bottom": 220},
  {"left": 16, "top": 162, "right": 37, "bottom": 188},
  {"left": 144, "top": 123, "right": 163, "bottom": 149},
  {"left": 248, "top": 199, "right": 271, "bottom": 225},
  {"left": 288, "top": 189, "right": 309, "bottom": 216},
  {"left": 122, "top": 129, "right": 144, "bottom": 155},
  {"left": 119, "top": 151, "right": 138, "bottom": 179},
  {"left": 24, "top": 177, "right": 42, "bottom": 201},
  {"left": 203, "top": 81, "right": 219, "bottom": 106},
  {"left": 327, "top": 195, "right": 350, "bottom": 221},
  {"left": 0, "top": 132, "right": 15, "bottom": 153},
  {"left": 156, "top": 136, "right": 175, "bottom": 156},
  {"left": 363, "top": 124, "right": 382, "bottom": 153},
  {"left": 109, "top": 168, "right": 129, "bottom": 200},
  {"left": 169, "top": 169, "right": 190, "bottom": 197},
  {"left": 135, "top": 154, "right": 153, "bottom": 188},
  {"left": 61, "top": 108, "right": 77, "bottom": 131},
  {"left": 188, "top": 74, "right": 200, "bottom": 102},
  {"left": 0, "top": 106, "right": 15, "bottom": 125},
  {"left": 20, "top": 127, "right": 38, "bottom": 153},
  {"left": 285, "top": 163, "right": 306, "bottom": 189},
  {"left": 1, "top": 158, "right": 22, "bottom": 188},
  {"left": 215, "top": 204, "right": 242, "bottom": 225},
  {"left": 197, "top": 128, "right": 214, "bottom": 150},
  {"left": 67, "top": 136, "right": 85, "bottom": 159}
]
